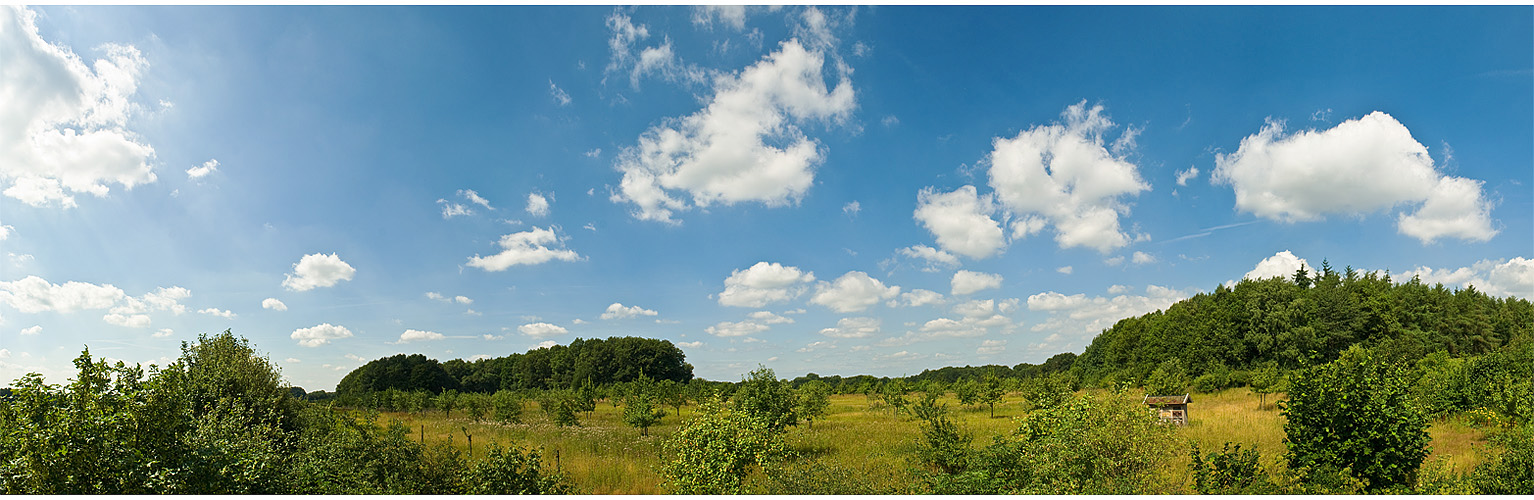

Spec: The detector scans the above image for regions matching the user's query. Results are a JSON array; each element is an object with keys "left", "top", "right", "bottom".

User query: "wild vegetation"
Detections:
[{"left": 1, "top": 262, "right": 1530, "bottom": 494}]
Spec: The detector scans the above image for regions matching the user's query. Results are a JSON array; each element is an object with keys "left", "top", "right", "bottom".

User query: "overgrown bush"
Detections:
[
  {"left": 1189, "top": 442, "right": 1273, "bottom": 494},
  {"left": 733, "top": 366, "right": 796, "bottom": 430},
  {"left": 659, "top": 394, "right": 790, "bottom": 494},
  {"left": 925, "top": 388, "right": 1178, "bottom": 494},
  {"left": 537, "top": 389, "right": 581, "bottom": 427},
  {"left": 459, "top": 444, "right": 574, "bottom": 494},
  {"left": 1281, "top": 345, "right": 1428, "bottom": 490},
  {"left": 1468, "top": 423, "right": 1534, "bottom": 494}
]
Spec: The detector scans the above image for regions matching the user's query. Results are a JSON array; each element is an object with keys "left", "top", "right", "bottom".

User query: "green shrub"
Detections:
[
  {"left": 490, "top": 390, "right": 523, "bottom": 423},
  {"left": 928, "top": 388, "right": 1177, "bottom": 494},
  {"left": 659, "top": 394, "right": 790, "bottom": 494},
  {"left": 733, "top": 366, "right": 796, "bottom": 431},
  {"left": 1189, "top": 442, "right": 1273, "bottom": 494},
  {"left": 1281, "top": 345, "right": 1428, "bottom": 490},
  {"left": 1469, "top": 424, "right": 1534, "bottom": 494},
  {"left": 460, "top": 444, "right": 574, "bottom": 494}
]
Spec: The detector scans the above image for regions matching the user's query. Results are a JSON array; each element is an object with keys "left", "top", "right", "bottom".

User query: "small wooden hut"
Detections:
[{"left": 1143, "top": 394, "right": 1191, "bottom": 425}]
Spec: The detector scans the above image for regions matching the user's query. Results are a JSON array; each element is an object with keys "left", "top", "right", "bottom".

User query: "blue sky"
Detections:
[{"left": 2, "top": 5, "right": 1531, "bottom": 390}]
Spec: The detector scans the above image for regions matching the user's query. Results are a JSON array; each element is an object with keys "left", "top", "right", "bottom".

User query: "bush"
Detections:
[
  {"left": 927, "top": 388, "right": 1178, "bottom": 494},
  {"left": 913, "top": 398, "right": 971, "bottom": 476},
  {"left": 490, "top": 390, "right": 522, "bottom": 423},
  {"left": 537, "top": 390, "right": 580, "bottom": 427},
  {"left": 460, "top": 444, "right": 574, "bottom": 494},
  {"left": 733, "top": 366, "right": 796, "bottom": 431},
  {"left": 795, "top": 380, "right": 831, "bottom": 429},
  {"left": 1469, "top": 424, "right": 1534, "bottom": 494},
  {"left": 659, "top": 394, "right": 790, "bottom": 494},
  {"left": 1281, "top": 345, "right": 1428, "bottom": 490},
  {"left": 1189, "top": 442, "right": 1273, "bottom": 494}
]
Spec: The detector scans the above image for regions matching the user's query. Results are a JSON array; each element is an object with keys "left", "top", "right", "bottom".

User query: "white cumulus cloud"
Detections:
[
  {"left": 0, "top": 275, "right": 124, "bottom": 313},
  {"left": 198, "top": 307, "right": 236, "bottom": 319},
  {"left": 913, "top": 185, "right": 1005, "bottom": 259},
  {"left": 1212, "top": 111, "right": 1496, "bottom": 243},
  {"left": 518, "top": 322, "right": 569, "bottom": 338},
  {"left": 20, "top": 325, "right": 41, "bottom": 336},
  {"left": 291, "top": 323, "right": 353, "bottom": 347},
  {"left": 986, "top": 101, "right": 1150, "bottom": 253},
  {"left": 951, "top": 270, "right": 1002, "bottom": 296},
  {"left": 1244, "top": 250, "right": 1311, "bottom": 282},
  {"left": 526, "top": 191, "right": 551, "bottom": 217},
  {"left": 0, "top": 6, "right": 157, "bottom": 208},
  {"left": 718, "top": 261, "right": 815, "bottom": 307},
  {"left": 399, "top": 329, "right": 445, "bottom": 342},
  {"left": 261, "top": 298, "right": 287, "bottom": 311},
  {"left": 601, "top": 302, "right": 659, "bottom": 320},
  {"left": 898, "top": 244, "right": 961, "bottom": 272},
  {"left": 1175, "top": 166, "right": 1199, "bottom": 186},
  {"left": 1395, "top": 257, "right": 1534, "bottom": 299},
  {"left": 891, "top": 288, "right": 945, "bottom": 308},
  {"left": 810, "top": 271, "right": 900, "bottom": 313},
  {"left": 611, "top": 39, "right": 855, "bottom": 223},
  {"left": 282, "top": 253, "right": 356, "bottom": 292},
  {"left": 466, "top": 226, "right": 583, "bottom": 272},
  {"left": 186, "top": 159, "right": 218, "bottom": 180}
]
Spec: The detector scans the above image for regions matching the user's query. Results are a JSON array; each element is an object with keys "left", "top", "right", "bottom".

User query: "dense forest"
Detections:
[{"left": 1073, "top": 263, "right": 1532, "bottom": 387}]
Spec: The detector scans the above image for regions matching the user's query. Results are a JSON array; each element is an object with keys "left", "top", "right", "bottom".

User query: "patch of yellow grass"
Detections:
[{"left": 379, "top": 388, "right": 1491, "bottom": 494}]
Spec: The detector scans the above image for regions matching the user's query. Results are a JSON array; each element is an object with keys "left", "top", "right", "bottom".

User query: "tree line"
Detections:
[{"left": 333, "top": 336, "right": 692, "bottom": 399}]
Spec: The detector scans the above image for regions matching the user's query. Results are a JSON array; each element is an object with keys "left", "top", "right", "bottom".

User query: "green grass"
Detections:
[{"left": 379, "top": 389, "right": 1490, "bottom": 494}]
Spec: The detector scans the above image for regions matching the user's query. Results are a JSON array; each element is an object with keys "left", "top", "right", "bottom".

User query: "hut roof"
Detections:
[{"left": 1142, "top": 394, "right": 1191, "bottom": 405}]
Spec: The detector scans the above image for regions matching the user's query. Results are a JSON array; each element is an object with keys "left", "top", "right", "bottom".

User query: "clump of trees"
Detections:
[{"left": 0, "top": 331, "right": 573, "bottom": 494}]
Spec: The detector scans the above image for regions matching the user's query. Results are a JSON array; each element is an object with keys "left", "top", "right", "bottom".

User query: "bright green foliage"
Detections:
[
  {"left": 732, "top": 366, "right": 797, "bottom": 431},
  {"left": 1017, "top": 373, "right": 1072, "bottom": 410},
  {"left": 459, "top": 444, "right": 575, "bottom": 494},
  {"left": 461, "top": 392, "right": 488, "bottom": 422},
  {"left": 1145, "top": 358, "right": 1189, "bottom": 396},
  {"left": 927, "top": 388, "right": 1177, "bottom": 494},
  {"left": 881, "top": 379, "right": 911, "bottom": 416},
  {"left": 490, "top": 390, "right": 522, "bottom": 423},
  {"left": 913, "top": 397, "right": 971, "bottom": 476},
  {"left": 621, "top": 374, "right": 664, "bottom": 436},
  {"left": 659, "top": 394, "right": 790, "bottom": 494},
  {"left": 795, "top": 380, "right": 831, "bottom": 429},
  {"left": 435, "top": 389, "right": 459, "bottom": 419},
  {"left": 1281, "top": 345, "right": 1429, "bottom": 490},
  {"left": 0, "top": 332, "right": 599, "bottom": 494},
  {"left": 538, "top": 389, "right": 581, "bottom": 427},
  {"left": 1468, "top": 423, "right": 1534, "bottom": 494},
  {"left": 978, "top": 373, "right": 1004, "bottom": 418},
  {"left": 1247, "top": 362, "right": 1285, "bottom": 410},
  {"left": 335, "top": 354, "right": 457, "bottom": 397},
  {"left": 1189, "top": 442, "right": 1273, "bottom": 494},
  {"left": 953, "top": 378, "right": 981, "bottom": 407},
  {"left": 657, "top": 379, "right": 687, "bottom": 416},
  {"left": 1072, "top": 270, "right": 1534, "bottom": 387}
]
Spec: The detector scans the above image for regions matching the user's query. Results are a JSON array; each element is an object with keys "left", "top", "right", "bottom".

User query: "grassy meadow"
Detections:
[{"left": 378, "top": 388, "right": 1491, "bottom": 494}]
